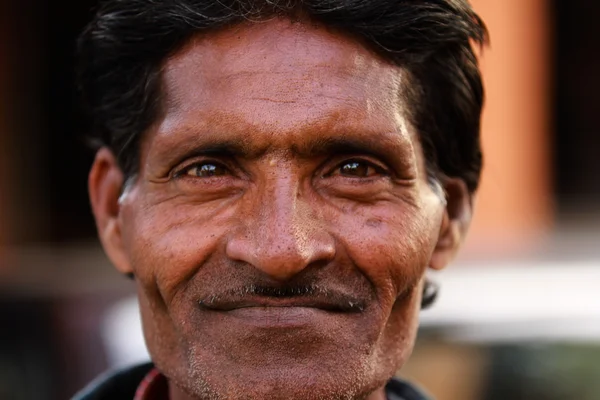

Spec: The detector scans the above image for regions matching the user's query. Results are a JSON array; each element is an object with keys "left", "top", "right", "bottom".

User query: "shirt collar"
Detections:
[
  {"left": 134, "top": 368, "right": 168, "bottom": 400},
  {"left": 131, "top": 367, "right": 426, "bottom": 400}
]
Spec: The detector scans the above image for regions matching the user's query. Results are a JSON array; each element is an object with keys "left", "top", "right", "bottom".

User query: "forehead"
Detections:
[{"left": 150, "top": 17, "right": 417, "bottom": 154}]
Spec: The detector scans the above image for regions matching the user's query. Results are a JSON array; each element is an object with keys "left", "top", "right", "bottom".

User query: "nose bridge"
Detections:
[
  {"left": 261, "top": 172, "right": 295, "bottom": 232},
  {"left": 255, "top": 171, "right": 314, "bottom": 273},
  {"left": 227, "top": 167, "right": 334, "bottom": 280}
]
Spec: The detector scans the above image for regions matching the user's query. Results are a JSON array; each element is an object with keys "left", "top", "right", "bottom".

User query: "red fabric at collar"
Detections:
[{"left": 134, "top": 368, "right": 168, "bottom": 400}]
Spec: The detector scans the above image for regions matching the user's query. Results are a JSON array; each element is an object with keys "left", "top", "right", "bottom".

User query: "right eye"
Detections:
[{"left": 331, "top": 159, "right": 386, "bottom": 178}]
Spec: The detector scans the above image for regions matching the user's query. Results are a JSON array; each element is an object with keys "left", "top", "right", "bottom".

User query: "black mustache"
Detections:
[{"left": 198, "top": 283, "right": 367, "bottom": 312}]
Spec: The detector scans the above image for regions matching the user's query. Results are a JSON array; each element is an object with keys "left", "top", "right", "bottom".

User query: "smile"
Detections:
[{"left": 198, "top": 294, "right": 366, "bottom": 329}]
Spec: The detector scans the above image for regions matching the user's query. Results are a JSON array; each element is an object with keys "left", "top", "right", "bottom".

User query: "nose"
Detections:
[{"left": 225, "top": 175, "right": 335, "bottom": 281}]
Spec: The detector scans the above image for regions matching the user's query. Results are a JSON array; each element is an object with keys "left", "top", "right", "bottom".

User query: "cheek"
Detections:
[
  {"left": 120, "top": 200, "right": 237, "bottom": 374},
  {"left": 332, "top": 202, "right": 442, "bottom": 306},
  {"left": 121, "top": 200, "right": 231, "bottom": 302}
]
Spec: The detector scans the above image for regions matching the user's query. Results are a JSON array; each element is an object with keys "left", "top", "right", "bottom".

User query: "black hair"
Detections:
[{"left": 77, "top": 0, "right": 488, "bottom": 192}]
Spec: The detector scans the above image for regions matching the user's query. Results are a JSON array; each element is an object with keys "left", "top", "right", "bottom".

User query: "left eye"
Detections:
[
  {"left": 181, "top": 163, "right": 229, "bottom": 177},
  {"left": 333, "top": 160, "right": 383, "bottom": 178}
]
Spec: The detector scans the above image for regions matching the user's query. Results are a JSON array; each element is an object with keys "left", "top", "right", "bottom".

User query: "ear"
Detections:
[
  {"left": 429, "top": 178, "right": 473, "bottom": 270},
  {"left": 88, "top": 147, "right": 133, "bottom": 275}
]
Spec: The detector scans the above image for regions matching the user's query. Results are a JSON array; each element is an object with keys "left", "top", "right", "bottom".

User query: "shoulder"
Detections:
[
  {"left": 385, "top": 377, "right": 433, "bottom": 400},
  {"left": 71, "top": 363, "right": 154, "bottom": 400}
]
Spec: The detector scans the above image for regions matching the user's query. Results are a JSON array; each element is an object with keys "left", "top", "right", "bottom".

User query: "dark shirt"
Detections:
[{"left": 72, "top": 363, "right": 431, "bottom": 400}]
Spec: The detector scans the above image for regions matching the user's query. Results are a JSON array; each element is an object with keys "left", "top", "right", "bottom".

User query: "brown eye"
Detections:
[
  {"left": 184, "top": 163, "right": 229, "bottom": 177},
  {"left": 337, "top": 161, "right": 381, "bottom": 178}
]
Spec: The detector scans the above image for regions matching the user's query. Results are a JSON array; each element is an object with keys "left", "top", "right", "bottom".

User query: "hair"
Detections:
[{"left": 77, "top": 0, "right": 488, "bottom": 192}]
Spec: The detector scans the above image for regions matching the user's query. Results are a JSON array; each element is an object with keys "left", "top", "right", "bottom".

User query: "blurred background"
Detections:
[{"left": 0, "top": 0, "right": 599, "bottom": 399}]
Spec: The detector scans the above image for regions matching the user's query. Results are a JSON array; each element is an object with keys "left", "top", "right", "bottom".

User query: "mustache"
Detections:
[{"left": 198, "top": 282, "right": 368, "bottom": 312}]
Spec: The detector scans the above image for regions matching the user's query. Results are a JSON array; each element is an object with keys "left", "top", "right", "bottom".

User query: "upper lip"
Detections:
[{"left": 199, "top": 295, "right": 364, "bottom": 313}]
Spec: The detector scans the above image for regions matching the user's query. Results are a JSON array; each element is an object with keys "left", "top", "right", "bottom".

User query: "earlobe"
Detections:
[
  {"left": 88, "top": 148, "right": 133, "bottom": 275},
  {"left": 429, "top": 178, "right": 473, "bottom": 270}
]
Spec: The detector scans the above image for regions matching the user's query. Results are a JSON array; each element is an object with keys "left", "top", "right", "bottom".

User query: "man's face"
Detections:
[{"left": 90, "top": 18, "right": 466, "bottom": 400}]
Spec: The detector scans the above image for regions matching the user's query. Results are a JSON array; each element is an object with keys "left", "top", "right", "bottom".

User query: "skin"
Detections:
[{"left": 89, "top": 18, "right": 471, "bottom": 400}]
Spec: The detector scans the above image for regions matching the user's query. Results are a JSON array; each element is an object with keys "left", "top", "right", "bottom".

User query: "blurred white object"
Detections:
[
  {"left": 102, "top": 297, "right": 150, "bottom": 368},
  {"left": 100, "top": 261, "right": 600, "bottom": 368},
  {"left": 421, "top": 261, "right": 600, "bottom": 343}
]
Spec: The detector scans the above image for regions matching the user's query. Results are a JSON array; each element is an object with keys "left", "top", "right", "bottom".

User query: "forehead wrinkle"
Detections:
[
  {"left": 162, "top": 67, "right": 396, "bottom": 117},
  {"left": 160, "top": 70, "right": 409, "bottom": 139}
]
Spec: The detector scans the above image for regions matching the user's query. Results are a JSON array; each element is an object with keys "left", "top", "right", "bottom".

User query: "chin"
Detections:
[
  {"left": 177, "top": 361, "right": 391, "bottom": 400},
  {"left": 147, "top": 285, "right": 422, "bottom": 400},
  {"left": 154, "top": 332, "right": 406, "bottom": 400}
]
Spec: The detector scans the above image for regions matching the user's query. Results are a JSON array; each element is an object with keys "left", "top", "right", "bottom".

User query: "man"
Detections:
[{"left": 74, "top": 0, "right": 487, "bottom": 399}]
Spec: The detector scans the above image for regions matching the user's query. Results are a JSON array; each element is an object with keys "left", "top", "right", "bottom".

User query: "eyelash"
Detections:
[{"left": 326, "top": 158, "right": 389, "bottom": 178}]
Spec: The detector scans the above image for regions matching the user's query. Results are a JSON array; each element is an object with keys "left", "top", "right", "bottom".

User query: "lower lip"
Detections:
[{"left": 213, "top": 306, "right": 347, "bottom": 328}]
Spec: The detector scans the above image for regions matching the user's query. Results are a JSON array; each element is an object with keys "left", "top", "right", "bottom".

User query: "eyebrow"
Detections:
[
  {"left": 169, "top": 135, "right": 406, "bottom": 165},
  {"left": 291, "top": 136, "right": 402, "bottom": 160},
  {"left": 160, "top": 138, "right": 269, "bottom": 166},
  {"left": 154, "top": 124, "right": 412, "bottom": 171},
  {"left": 184, "top": 141, "right": 263, "bottom": 158}
]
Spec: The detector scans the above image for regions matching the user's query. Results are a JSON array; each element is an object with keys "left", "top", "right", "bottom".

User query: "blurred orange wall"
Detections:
[{"left": 467, "top": 0, "right": 552, "bottom": 255}]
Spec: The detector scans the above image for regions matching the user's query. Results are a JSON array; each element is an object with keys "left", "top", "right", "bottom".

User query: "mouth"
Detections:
[
  {"left": 196, "top": 284, "right": 369, "bottom": 329},
  {"left": 196, "top": 285, "right": 367, "bottom": 330},
  {"left": 199, "top": 301, "right": 363, "bottom": 329},
  {"left": 199, "top": 295, "right": 364, "bottom": 313}
]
